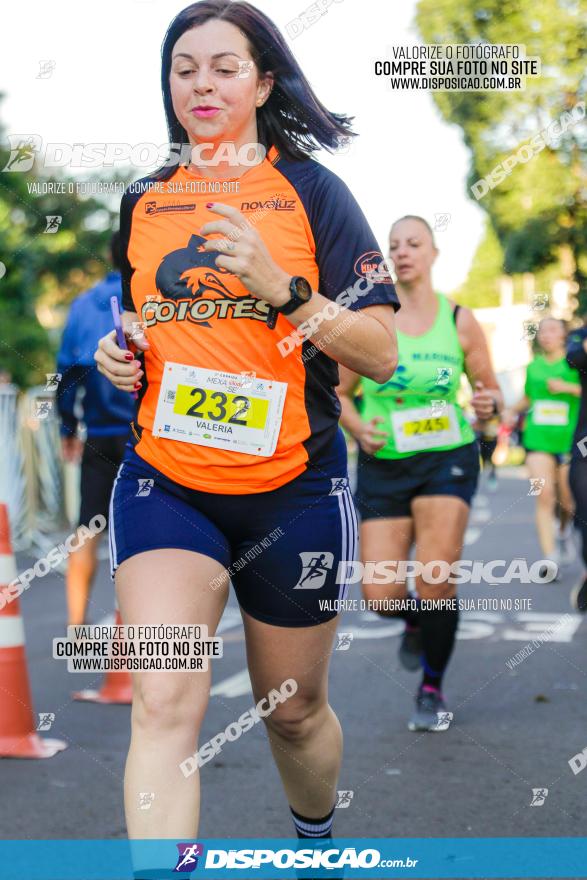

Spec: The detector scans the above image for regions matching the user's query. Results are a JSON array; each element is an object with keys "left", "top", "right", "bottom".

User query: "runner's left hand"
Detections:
[{"left": 199, "top": 203, "right": 291, "bottom": 307}]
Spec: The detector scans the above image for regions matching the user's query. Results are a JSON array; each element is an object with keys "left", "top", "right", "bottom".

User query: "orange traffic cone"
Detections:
[
  {"left": 0, "top": 503, "right": 67, "bottom": 758},
  {"left": 73, "top": 608, "right": 133, "bottom": 704}
]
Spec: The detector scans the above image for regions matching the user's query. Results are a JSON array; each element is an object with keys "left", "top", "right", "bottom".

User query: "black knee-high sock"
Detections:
[
  {"left": 400, "top": 606, "right": 420, "bottom": 629},
  {"left": 384, "top": 597, "right": 421, "bottom": 628},
  {"left": 569, "top": 459, "right": 587, "bottom": 567},
  {"left": 418, "top": 608, "right": 459, "bottom": 692},
  {"left": 577, "top": 519, "right": 587, "bottom": 568}
]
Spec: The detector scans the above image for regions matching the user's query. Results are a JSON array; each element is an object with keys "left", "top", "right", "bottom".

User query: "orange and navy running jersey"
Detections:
[{"left": 120, "top": 145, "right": 399, "bottom": 494}]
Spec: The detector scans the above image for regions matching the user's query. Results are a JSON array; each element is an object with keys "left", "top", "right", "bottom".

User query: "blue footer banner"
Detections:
[{"left": 1, "top": 838, "right": 587, "bottom": 879}]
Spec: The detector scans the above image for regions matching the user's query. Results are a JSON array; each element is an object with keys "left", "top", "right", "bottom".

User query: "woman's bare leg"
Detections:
[{"left": 116, "top": 549, "right": 228, "bottom": 839}]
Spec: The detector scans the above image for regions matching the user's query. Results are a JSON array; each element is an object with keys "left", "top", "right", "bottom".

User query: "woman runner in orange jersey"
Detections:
[{"left": 95, "top": 0, "right": 399, "bottom": 868}]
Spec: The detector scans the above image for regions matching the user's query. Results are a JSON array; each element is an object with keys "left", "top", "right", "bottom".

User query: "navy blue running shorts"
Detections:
[
  {"left": 109, "top": 430, "right": 358, "bottom": 628},
  {"left": 355, "top": 441, "right": 480, "bottom": 520}
]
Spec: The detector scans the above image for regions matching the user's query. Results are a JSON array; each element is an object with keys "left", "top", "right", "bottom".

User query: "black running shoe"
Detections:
[
  {"left": 408, "top": 686, "right": 448, "bottom": 732},
  {"left": 398, "top": 625, "right": 422, "bottom": 671},
  {"left": 571, "top": 576, "right": 587, "bottom": 613}
]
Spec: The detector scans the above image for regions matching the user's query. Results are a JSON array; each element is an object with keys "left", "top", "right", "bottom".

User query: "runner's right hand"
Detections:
[
  {"left": 356, "top": 416, "right": 388, "bottom": 455},
  {"left": 94, "top": 312, "right": 150, "bottom": 393}
]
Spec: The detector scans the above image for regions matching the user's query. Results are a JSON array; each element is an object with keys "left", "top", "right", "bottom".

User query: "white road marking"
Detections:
[
  {"left": 211, "top": 610, "right": 584, "bottom": 699},
  {"left": 211, "top": 668, "right": 251, "bottom": 699},
  {"left": 501, "top": 612, "right": 582, "bottom": 643}
]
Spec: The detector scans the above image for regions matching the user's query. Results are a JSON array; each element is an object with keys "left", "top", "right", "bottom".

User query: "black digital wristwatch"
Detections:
[
  {"left": 275, "top": 276, "right": 313, "bottom": 316},
  {"left": 266, "top": 276, "right": 313, "bottom": 329}
]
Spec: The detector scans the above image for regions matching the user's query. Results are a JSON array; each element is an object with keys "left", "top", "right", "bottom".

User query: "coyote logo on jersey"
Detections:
[
  {"left": 152, "top": 234, "right": 268, "bottom": 327},
  {"left": 156, "top": 234, "right": 239, "bottom": 302}
]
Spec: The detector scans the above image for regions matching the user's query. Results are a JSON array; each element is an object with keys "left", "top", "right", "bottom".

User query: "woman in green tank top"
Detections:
[
  {"left": 505, "top": 317, "right": 580, "bottom": 575},
  {"left": 337, "top": 215, "right": 502, "bottom": 732}
]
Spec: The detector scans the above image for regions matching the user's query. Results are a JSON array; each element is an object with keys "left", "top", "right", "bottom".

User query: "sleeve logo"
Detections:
[{"left": 354, "top": 251, "right": 394, "bottom": 284}]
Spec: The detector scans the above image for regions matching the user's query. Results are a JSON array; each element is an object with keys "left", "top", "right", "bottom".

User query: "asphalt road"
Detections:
[{"left": 1, "top": 464, "right": 586, "bottom": 858}]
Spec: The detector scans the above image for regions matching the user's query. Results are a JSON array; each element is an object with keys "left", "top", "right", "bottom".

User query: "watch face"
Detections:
[{"left": 293, "top": 276, "right": 312, "bottom": 302}]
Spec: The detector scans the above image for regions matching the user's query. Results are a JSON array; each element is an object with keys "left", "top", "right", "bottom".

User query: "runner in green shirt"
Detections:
[
  {"left": 505, "top": 317, "right": 580, "bottom": 576},
  {"left": 338, "top": 215, "right": 503, "bottom": 732}
]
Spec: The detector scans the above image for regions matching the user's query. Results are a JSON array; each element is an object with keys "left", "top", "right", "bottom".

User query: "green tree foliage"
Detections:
[
  {"left": 416, "top": 0, "right": 587, "bottom": 309},
  {"left": 456, "top": 219, "right": 563, "bottom": 309},
  {"left": 0, "top": 100, "right": 125, "bottom": 386},
  {"left": 456, "top": 220, "right": 503, "bottom": 307}
]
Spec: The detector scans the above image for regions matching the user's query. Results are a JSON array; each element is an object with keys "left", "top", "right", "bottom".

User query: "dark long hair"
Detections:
[{"left": 158, "top": 0, "right": 355, "bottom": 175}]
